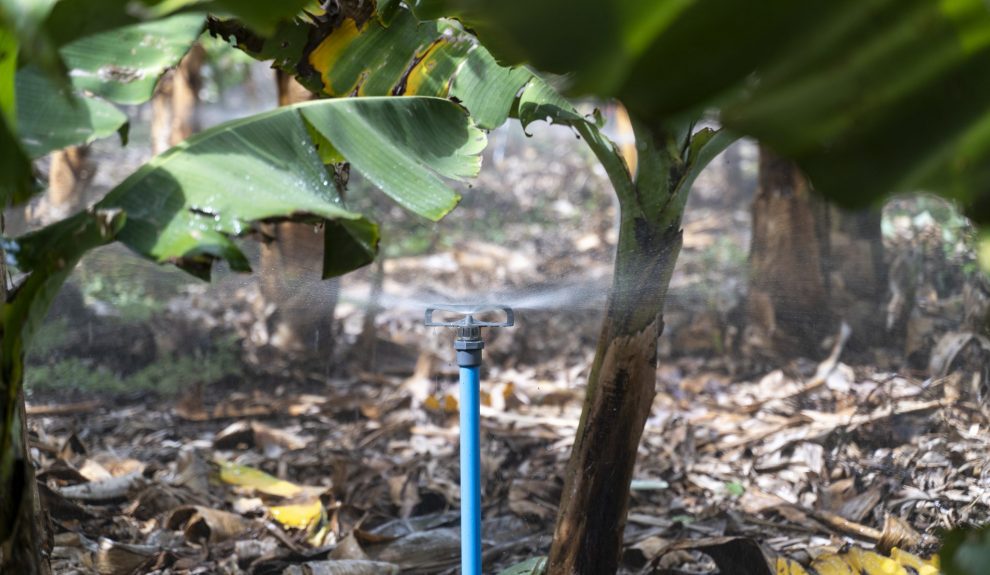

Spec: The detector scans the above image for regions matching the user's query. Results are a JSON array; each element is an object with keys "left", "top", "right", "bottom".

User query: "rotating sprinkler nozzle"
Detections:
[{"left": 425, "top": 304, "right": 514, "bottom": 575}]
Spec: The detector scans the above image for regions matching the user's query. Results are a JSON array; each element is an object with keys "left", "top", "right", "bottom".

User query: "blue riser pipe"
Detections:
[{"left": 459, "top": 365, "right": 482, "bottom": 575}]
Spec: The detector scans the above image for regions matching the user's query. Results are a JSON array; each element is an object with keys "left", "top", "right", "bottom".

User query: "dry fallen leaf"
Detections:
[
  {"left": 166, "top": 505, "right": 250, "bottom": 544},
  {"left": 215, "top": 459, "right": 324, "bottom": 499},
  {"left": 269, "top": 498, "right": 326, "bottom": 531}
]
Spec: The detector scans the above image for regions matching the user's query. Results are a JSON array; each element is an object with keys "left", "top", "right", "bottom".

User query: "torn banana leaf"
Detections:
[{"left": 10, "top": 96, "right": 483, "bottom": 281}]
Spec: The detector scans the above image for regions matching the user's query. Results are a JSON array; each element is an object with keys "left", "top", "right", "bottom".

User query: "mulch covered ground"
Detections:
[{"left": 28, "top": 327, "right": 989, "bottom": 574}]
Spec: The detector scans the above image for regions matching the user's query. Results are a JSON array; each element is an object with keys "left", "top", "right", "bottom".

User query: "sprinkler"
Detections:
[{"left": 425, "top": 303, "right": 514, "bottom": 575}]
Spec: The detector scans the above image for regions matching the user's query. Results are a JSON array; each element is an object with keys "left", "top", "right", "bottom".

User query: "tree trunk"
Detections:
[
  {"left": 151, "top": 43, "right": 204, "bottom": 154},
  {"left": 0, "top": 395, "right": 50, "bottom": 573},
  {"left": 746, "top": 145, "right": 887, "bottom": 359},
  {"left": 825, "top": 205, "right": 886, "bottom": 353},
  {"left": 48, "top": 146, "right": 93, "bottom": 212},
  {"left": 548, "top": 124, "right": 684, "bottom": 575},
  {"left": 745, "top": 145, "right": 833, "bottom": 358},
  {"left": 29, "top": 146, "right": 94, "bottom": 225},
  {"left": 260, "top": 72, "right": 340, "bottom": 361}
]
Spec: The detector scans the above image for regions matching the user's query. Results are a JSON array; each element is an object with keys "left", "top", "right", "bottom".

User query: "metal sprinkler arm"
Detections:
[{"left": 424, "top": 303, "right": 515, "bottom": 329}]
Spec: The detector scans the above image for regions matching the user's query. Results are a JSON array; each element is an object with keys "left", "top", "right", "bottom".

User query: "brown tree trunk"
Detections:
[
  {"left": 260, "top": 72, "right": 340, "bottom": 360},
  {"left": 548, "top": 124, "right": 685, "bottom": 575},
  {"left": 151, "top": 43, "right": 204, "bottom": 154},
  {"left": 745, "top": 145, "right": 834, "bottom": 358},
  {"left": 548, "top": 229, "right": 678, "bottom": 574},
  {"left": 48, "top": 146, "right": 92, "bottom": 211},
  {"left": 31, "top": 146, "right": 94, "bottom": 224},
  {"left": 746, "top": 145, "right": 887, "bottom": 359},
  {"left": 826, "top": 204, "right": 886, "bottom": 352}
]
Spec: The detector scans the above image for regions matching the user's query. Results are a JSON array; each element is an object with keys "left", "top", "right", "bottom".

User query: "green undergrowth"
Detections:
[
  {"left": 25, "top": 337, "right": 242, "bottom": 397},
  {"left": 30, "top": 317, "right": 73, "bottom": 359}
]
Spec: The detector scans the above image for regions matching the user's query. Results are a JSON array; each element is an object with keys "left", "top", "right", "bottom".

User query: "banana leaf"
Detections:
[{"left": 408, "top": 0, "right": 990, "bottom": 225}]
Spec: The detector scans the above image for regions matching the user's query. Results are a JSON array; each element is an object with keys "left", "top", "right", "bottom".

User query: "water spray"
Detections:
[{"left": 424, "top": 304, "right": 514, "bottom": 575}]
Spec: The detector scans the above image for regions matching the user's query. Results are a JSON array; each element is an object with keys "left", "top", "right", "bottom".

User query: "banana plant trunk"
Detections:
[
  {"left": 548, "top": 219, "right": 680, "bottom": 573},
  {"left": 548, "top": 120, "right": 697, "bottom": 575},
  {"left": 0, "top": 394, "right": 49, "bottom": 573},
  {"left": 0, "top": 239, "right": 53, "bottom": 574}
]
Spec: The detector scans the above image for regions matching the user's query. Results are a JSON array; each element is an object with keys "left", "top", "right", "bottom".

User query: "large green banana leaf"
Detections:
[
  {"left": 0, "top": 0, "right": 318, "bottom": 204},
  {"left": 0, "top": 25, "right": 34, "bottom": 204},
  {"left": 209, "top": 3, "right": 736, "bottom": 206},
  {"left": 59, "top": 12, "right": 206, "bottom": 105},
  {"left": 9, "top": 95, "right": 484, "bottom": 280},
  {"left": 409, "top": 0, "right": 990, "bottom": 226},
  {"left": 15, "top": 66, "right": 129, "bottom": 158}
]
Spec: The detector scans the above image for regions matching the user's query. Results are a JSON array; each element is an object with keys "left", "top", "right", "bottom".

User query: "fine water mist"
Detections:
[{"left": 339, "top": 276, "right": 613, "bottom": 316}]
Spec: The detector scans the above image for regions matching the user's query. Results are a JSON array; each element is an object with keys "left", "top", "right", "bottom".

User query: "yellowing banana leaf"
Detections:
[
  {"left": 209, "top": 3, "right": 736, "bottom": 216},
  {"left": 795, "top": 548, "right": 939, "bottom": 575},
  {"left": 210, "top": 10, "right": 546, "bottom": 131},
  {"left": 803, "top": 546, "right": 939, "bottom": 575},
  {"left": 0, "top": 20, "right": 17, "bottom": 125},
  {"left": 661, "top": 537, "right": 939, "bottom": 575},
  {"left": 216, "top": 460, "right": 324, "bottom": 499}
]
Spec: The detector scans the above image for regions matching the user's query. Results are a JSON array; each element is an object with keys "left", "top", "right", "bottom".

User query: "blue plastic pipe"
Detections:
[{"left": 459, "top": 364, "right": 482, "bottom": 575}]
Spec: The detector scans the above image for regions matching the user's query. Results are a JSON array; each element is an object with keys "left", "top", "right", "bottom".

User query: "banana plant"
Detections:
[
  {"left": 228, "top": 2, "right": 990, "bottom": 573},
  {"left": 0, "top": 2, "right": 487, "bottom": 571},
  {"left": 209, "top": 5, "right": 741, "bottom": 574}
]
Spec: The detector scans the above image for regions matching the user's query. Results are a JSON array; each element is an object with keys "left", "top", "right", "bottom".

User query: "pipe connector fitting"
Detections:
[{"left": 454, "top": 337, "right": 484, "bottom": 367}]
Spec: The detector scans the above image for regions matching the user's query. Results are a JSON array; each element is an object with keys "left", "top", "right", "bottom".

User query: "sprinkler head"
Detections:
[
  {"left": 424, "top": 304, "right": 514, "bottom": 330},
  {"left": 425, "top": 304, "right": 514, "bottom": 367}
]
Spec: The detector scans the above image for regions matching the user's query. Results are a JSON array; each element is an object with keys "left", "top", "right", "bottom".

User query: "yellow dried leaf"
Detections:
[
  {"left": 217, "top": 460, "right": 303, "bottom": 498},
  {"left": 423, "top": 395, "right": 440, "bottom": 411},
  {"left": 840, "top": 547, "right": 906, "bottom": 575},
  {"left": 424, "top": 393, "right": 459, "bottom": 413},
  {"left": 269, "top": 498, "right": 325, "bottom": 530},
  {"left": 810, "top": 552, "right": 857, "bottom": 575},
  {"left": 802, "top": 546, "right": 940, "bottom": 575},
  {"left": 890, "top": 548, "right": 939, "bottom": 575},
  {"left": 502, "top": 382, "right": 515, "bottom": 401},
  {"left": 444, "top": 394, "right": 459, "bottom": 412},
  {"left": 775, "top": 556, "right": 810, "bottom": 575}
]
